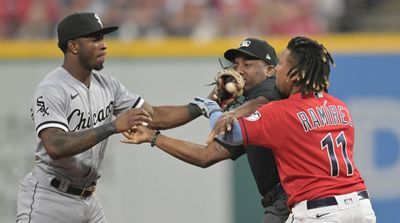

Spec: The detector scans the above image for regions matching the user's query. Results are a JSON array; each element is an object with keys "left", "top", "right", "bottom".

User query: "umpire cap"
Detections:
[
  {"left": 57, "top": 12, "right": 118, "bottom": 45},
  {"left": 224, "top": 38, "right": 278, "bottom": 66}
]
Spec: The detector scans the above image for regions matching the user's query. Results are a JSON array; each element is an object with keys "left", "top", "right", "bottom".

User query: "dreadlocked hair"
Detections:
[{"left": 286, "top": 36, "right": 335, "bottom": 96}]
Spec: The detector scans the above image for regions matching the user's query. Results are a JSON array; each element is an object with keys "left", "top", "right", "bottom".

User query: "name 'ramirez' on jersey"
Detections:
[
  {"left": 32, "top": 66, "right": 143, "bottom": 185},
  {"left": 296, "top": 95, "right": 353, "bottom": 133}
]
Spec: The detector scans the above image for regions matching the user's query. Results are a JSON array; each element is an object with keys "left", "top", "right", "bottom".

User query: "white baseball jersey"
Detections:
[{"left": 32, "top": 66, "right": 143, "bottom": 187}]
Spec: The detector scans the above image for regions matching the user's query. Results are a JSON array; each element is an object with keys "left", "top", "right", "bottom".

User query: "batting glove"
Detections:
[{"left": 190, "top": 97, "right": 222, "bottom": 118}]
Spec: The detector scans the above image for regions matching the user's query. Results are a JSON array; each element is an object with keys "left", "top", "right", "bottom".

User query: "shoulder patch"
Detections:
[{"left": 244, "top": 111, "right": 261, "bottom": 121}]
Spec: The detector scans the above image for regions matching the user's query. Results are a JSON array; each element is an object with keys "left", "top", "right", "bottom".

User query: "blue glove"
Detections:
[{"left": 190, "top": 97, "right": 222, "bottom": 118}]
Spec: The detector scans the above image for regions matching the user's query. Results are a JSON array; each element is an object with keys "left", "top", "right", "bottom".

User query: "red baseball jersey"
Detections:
[{"left": 239, "top": 92, "right": 366, "bottom": 208}]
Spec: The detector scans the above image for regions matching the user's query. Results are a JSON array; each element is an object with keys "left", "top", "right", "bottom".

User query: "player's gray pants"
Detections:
[
  {"left": 263, "top": 190, "right": 290, "bottom": 223},
  {"left": 285, "top": 191, "right": 376, "bottom": 223},
  {"left": 16, "top": 172, "right": 107, "bottom": 223}
]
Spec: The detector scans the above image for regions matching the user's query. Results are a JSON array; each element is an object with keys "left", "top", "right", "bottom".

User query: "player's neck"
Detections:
[
  {"left": 62, "top": 62, "right": 92, "bottom": 87},
  {"left": 290, "top": 86, "right": 302, "bottom": 96}
]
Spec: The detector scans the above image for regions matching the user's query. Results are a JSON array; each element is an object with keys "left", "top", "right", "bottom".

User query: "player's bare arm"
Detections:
[
  {"left": 228, "top": 96, "right": 269, "bottom": 118},
  {"left": 40, "top": 108, "right": 152, "bottom": 160},
  {"left": 212, "top": 96, "right": 269, "bottom": 134},
  {"left": 154, "top": 138, "right": 231, "bottom": 168},
  {"left": 140, "top": 101, "right": 201, "bottom": 130},
  {"left": 122, "top": 126, "right": 231, "bottom": 168}
]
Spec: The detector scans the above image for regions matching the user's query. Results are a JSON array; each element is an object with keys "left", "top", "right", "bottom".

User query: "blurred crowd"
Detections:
[{"left": 0, "top": 0, "right": 398, "bottom": 40}]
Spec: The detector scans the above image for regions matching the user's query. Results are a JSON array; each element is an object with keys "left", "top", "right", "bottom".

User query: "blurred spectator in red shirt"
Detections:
[
  {"left": 14, "top": 0, "right": 61, "bottom": 38},
  {"left": 265, "top": 0, "right": 324, "bottom": 35},
  {"left": 213, "top": 0, "right": 259, "bottom": 37},
  {"left": 0, "top": 0, "right": 15, "bottom": 37}
]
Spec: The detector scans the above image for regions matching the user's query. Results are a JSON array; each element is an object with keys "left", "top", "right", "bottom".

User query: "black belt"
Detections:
[
  {"left": 50, "top": 178, "right": 96, "bottom": 198},
  {"left": 261, "top": 183, "right": 284, "bottom": 208},
  {"left": 306, "top": 190, "right": 369, "bottom": 210}
]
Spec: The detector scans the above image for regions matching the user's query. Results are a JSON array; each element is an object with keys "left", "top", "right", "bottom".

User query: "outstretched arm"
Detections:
[
  {"left": 186, "top": 97, "right": 244, "bottom": 145},
  {"left": 213, "top": 96, "right": 268, "bottom": 133},
  {"left": 122, "top": 126, "right": 231, "bottom": 168},
  {"left": 41, "top": 108, "right": 152, "bottom": 160},
  {"left": 208, "top": 111, "right": 243, "bottom": 145},
  {"left": 228, "top": 96, "right": 269, "bottom": 118},
  {"left": 140, "top": 102, "right": 202, "bottom": 130}
]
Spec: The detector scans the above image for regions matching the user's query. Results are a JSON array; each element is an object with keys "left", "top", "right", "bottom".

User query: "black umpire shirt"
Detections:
[{"left": 217, "top": 76, "right": 282, "bottom": 197}]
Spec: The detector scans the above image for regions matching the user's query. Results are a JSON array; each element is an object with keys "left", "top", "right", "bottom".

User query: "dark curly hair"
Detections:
[{"left": 286, "top": 36, "right": 335, "bottom": 96}]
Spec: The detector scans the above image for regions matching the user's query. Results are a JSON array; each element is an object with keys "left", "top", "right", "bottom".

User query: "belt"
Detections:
[
  {"left": 261, "top": 183, "right": 284, "bottom": 208},
  {"left": 306, "top": 190, "right": 369, "bottom": 210},
  {"left": 50, "top": 178, "right": 96, "bottom": 198}
]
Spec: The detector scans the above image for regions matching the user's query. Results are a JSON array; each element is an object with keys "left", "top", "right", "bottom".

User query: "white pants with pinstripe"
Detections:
[{"left": 16, "top": 172, "right": 107, "bottom": 223}]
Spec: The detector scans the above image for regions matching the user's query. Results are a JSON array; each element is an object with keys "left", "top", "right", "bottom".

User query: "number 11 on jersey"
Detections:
[{"left": 321, "top": 131, "right": 354, "bottom": 177}]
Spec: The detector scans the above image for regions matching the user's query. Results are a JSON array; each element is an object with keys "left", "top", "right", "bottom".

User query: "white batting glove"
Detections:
[{"left": 189, "top": 97, "right": 222, "bottom": 118}]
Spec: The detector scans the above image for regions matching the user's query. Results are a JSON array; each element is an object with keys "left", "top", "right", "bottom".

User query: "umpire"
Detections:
[
  {"left": 219, "top": 38, "right": 289, "bottom": 222},
  {"left": 122, "top": 38, "right": 289, "bottom": 222}
]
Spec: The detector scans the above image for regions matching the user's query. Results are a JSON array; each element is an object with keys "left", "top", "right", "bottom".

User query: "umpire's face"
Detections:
[
  {"left": 232, "top": 55, "right": 273, "bottom": 93},
  {"left": 275, "top": 48, "right": 295, "bottom": 98},
  {"left": 72, "top": 33, "right": 107, "bottom": 71}
]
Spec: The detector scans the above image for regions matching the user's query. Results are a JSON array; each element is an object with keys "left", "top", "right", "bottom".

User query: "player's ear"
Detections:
[
  {"left": 67, "top": 40, "right": 78, "bottom": 55},
  {"left": 265, "top": 64, "right": 275, "bottom": 77}
]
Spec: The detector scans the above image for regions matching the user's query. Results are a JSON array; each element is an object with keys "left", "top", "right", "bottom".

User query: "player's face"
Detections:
[
  {"left": 275, "top": 48, "right": 295, "bottom": 98},
  {"left": 232, "top": 56, "right": 270, "bottom": 92},
  {"left": 76, "top": 34, "right": 107, "bottom": 71}
]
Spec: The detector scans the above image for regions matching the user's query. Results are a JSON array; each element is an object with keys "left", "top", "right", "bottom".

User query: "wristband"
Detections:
[
  {"left": 187, "top": 103, "right": 203, "bottom": 118},
  {"left": 150, "top": 130, "right": 161, "bottom": 147}
]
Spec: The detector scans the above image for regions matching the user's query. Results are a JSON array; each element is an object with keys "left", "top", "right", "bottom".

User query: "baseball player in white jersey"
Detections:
[{"left": 16, "top": 12, "right": 204, "bottom": 223}]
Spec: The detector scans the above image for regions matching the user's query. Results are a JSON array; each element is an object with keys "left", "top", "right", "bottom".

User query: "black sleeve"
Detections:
[{"left": 214, "top": 138, "right": 245, "bottom": 160}]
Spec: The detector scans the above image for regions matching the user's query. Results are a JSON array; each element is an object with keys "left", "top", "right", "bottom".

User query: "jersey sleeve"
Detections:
[
  {"left": 33, "top": 85, "right": 69, "bottom": 136},
  {"left": 239, "top": 102, "right": 286, "bottom": 151},
  {"left": 214, "top": 138, "right": 245, "bottom": 160},
  {"left": 109, "top": 76, "right": 144, "bottom": 115}
]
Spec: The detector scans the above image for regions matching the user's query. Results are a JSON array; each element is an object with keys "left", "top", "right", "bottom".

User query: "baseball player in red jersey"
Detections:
[
  {"left": 196, "top": 36, "right": 376, "bottom": 222},
  {"left": 122, "top": 38, "right": 289, "bottom": 222}
]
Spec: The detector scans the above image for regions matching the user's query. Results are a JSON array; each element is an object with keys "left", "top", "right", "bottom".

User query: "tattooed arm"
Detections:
[{"left": 40, "top": 108, "right": 152, "bottom": 160}]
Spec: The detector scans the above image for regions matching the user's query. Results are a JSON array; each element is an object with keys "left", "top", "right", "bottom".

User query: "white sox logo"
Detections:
[
  {"left": 94, "top": 14, "right": 103, "bottom": 27},
  {"left": 36, "top": 96, "right": 49, "bottom": 116}
]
